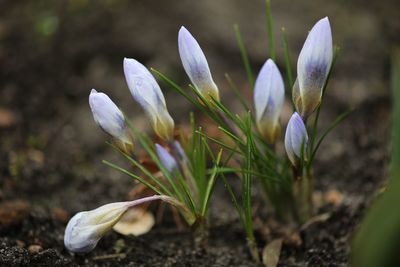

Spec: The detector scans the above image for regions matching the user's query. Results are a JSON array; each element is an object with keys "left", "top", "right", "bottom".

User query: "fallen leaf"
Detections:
[
  {"left": 113, "top": 208, "right": 155, "bottom": 236},
  {"left": 300, "top": 212, "right": 331, "bottom": 231},
  {"left": 262, "top": 238, "right": 283, "bottom": 267}
]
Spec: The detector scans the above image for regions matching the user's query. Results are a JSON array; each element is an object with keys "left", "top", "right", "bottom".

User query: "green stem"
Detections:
[
  {"left": 292, "top": 167, "right": 314, "bottom": 224},
  {"left": 191, "top": 216, "right": 209, "bottom": 248},
  {"left": 234, "top": 24, "right": 255, "bottom": 88},
  {"left": 247, "top": 236, "right": 260, "bottom": 263},
  {"left": 265, "top": 0, "right": 275, "bottom": 61}
]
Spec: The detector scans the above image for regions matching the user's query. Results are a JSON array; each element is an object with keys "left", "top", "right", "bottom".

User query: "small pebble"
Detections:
[
  {"left": 52, "top": 208, "right": 69, "bottom": 223},
  {"left": 28, "top": 245, "right": 43, "bottom": 255}
]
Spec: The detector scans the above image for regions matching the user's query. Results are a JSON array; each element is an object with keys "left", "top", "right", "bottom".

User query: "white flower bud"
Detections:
[
  {"left": 284, "top": 112, "right": 309, "bottom": 166},
  {"left": 89, "top": 89, "right": 131, "bottom": 144},
  {"left": 123, "top": 58, "right": 175, "bottom": 141},
  {"left": 178, "top": 26, "right": 220, "bottom": 102},
  {"left": 254, "top": 59, "right": 285, "bottom": 143},
  {"left": 294, "top": 17, "right": 333, "bottom": 119},
  {"left": 64, "top": 195, "right": 163, "bottom": 253}
]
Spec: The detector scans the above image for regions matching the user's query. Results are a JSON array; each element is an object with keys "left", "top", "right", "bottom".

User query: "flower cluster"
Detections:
[
  {"left": 65, "top": 26, "right": 222, "bottom": 253},
  {"left": 64, "top": 13, "right": 338, "bottom": 264}
]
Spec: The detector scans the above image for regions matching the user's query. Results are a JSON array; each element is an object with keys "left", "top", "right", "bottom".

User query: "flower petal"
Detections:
[
  {"left": 123, "top": 58, "right": 175, "bottom": 140},
  {"left": 64, "top": 195, "right": 164, "bottom": 253},
  {"left": 297, "top": 17, "right": 333, "bottom": 118},
  {"left": 155, "top": 144, "right": 178, "bottom": 174},
  {"left": 89, "top": 89, "right": 131, "bottom": 144},
  {"left": 285, "top": 112, "right": 308, "bottom": 165},
  {"left": 178, "top": 26, "right": 219, "bottom": 101},
  {"left": 254, "top": 59, "right": 285, "bottom": 142}
]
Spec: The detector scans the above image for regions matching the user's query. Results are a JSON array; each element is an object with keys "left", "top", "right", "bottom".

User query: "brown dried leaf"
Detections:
[
  {"left": 262, "top": 238, "right": 283, "bottom": 267},
  {"left": 113, "top": 208, "right": 155, "bottom": 236}
]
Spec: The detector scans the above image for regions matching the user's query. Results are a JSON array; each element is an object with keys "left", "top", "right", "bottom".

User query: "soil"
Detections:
[{"left": 0, "top": 0, "right": 397, "bottom": 266}]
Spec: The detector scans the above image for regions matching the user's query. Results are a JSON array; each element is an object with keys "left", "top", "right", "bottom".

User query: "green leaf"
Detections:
[
  {"left": 234, "top": 24, "right": 255, "bottom": 89},
  {"left": 281, "top": 27, "right": 294, "bottom": 93},
  {"left": 265, "top": 0, "right": 275, "bottom": 61},
  {"left": 310, "top": 109, "right": 353, "bottom": 163}
]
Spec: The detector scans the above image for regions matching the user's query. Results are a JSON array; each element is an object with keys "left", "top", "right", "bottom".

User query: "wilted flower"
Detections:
[
  {"left": 89, "top": 89, "right": 132, "bottom": 144},
  {"left": 253, "top": 59, "right": 285, "bottom": 143},
  {"left": 293, "top": 17, "right": 333, "bottom": 119},
  {"left": 123, "top": 58, "right": 175, "bottom": 141},
  {"left": 155, "top": 144, "right": 178, "bottom": 174},
  {"left": 64, "top": 195, "right": 163, "bottom": 253},
  {"left": 178, "top": 26, "right": 220, "bottom": 102},
  {"left": 284, "top": 112, "right": 309, "bottom": 166}
]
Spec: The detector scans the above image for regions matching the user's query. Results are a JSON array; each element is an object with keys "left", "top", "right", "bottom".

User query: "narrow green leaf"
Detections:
[
  {"left": 103, "top": 160, "right": 163, "bottom": 195},
  {"left": 281, "top": 27, "right": 294, "bottom": 92},
  {"left": 265, "top": 0, "right": 276, "bottom": 61},
  {"left": 310, "top": 109, "right": 353, "bottom": 163},
  {"left": 234, "top": 24, "right": 255, "bottom": 88},
  {"left": 201, "top": 149, "right": 223, "bottom": 216},
  {"left": 225, "top": 73, "right": 251, "bottom": 111}
]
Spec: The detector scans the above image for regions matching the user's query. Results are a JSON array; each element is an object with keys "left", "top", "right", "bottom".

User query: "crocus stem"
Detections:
[
  {"left": 191, "top": 216, "right": 209, "bottom": 248},
  {"left": 247, "top": 236, "right": 260, "bottom": 263},
  {"left": 126, "top": 195, "right": 164, "bottom": 208},
  {"left": 167, "top": 141, "right": 199, "bottom": 201},
  {"left": 292, "top": 167, "right": 314, "bottom": 224}
]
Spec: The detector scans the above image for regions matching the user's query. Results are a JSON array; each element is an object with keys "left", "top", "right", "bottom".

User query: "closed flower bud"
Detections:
[
  {"left": 155, "top": 144, "right": 178, "bottom": 174},
  {"left": 89, "top": 89, "right": 132, "bottom": 144},
  {"left": 254, "top": 59, "right": 285, "bottom": 143},
  {"left": 173, "top": 141, "right": 188, "bottom": 162},
  {"left": 123, "top": 58, "right": 175, "bottom": 141},
  {"left": 293, "top": 17, "right": 333, "bottom": 119},
  {"left": 284, "top": 112, "right": 309, "bottom": 166},
  {"left": 178, "top": 26, "right": 220, "bottom": 102},
  {"left": 64, "top": 195, "right": 163, "bottom": 253}
]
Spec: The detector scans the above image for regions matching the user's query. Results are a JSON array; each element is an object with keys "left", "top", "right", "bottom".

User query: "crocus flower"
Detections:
[
  {"left": 284, "top": 112, "right": 309, "bottom": 166},
  {"left": 155, "top": 144, "right": 178, "bottom": 174},
  {"left": 89, "top": 89, "right": 132, "bottom": 144},
  {"left": 293, "top": 17, "right": 333, "bottom": 119},
  {"left": 64, "top": 195, "right": 163, "bottom": 253},
  {"left": 253, "top": 59, "right": 285, "bottom": 143},
  {"left": 123, "top": 58, "right": 175, "bottom": 141},
  {"left": 178, "top": 26, "right": 220, "bottom": 102}
]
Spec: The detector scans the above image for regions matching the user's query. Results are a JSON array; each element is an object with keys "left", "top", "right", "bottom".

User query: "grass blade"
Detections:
[{"left": 234, "top": 24, "right": 254, "bottom": 89}]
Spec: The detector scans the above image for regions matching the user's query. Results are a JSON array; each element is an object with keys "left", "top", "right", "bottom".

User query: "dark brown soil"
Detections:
[{"left": 0, "top": 0, "right": 396, "bottom": 266}]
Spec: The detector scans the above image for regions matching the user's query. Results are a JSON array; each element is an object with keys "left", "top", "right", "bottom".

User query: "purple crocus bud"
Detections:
[
  {"left": 123, "top": 58, "right": 175, "bottom": 141},
  {"left": 293, "top": 17, "right": 333, "bottom": 119},
  {"left": 284, "top": 112, "right": 309, "bottom": 166},
  {"left": 254, "top": 59, "right": 285, "bottom": 143},
  {"left": 173, "top": 141, "right": 188, "bottom": 162},
  {"left": 155, "top": 144, "right": 178, "bottom": 174},
  {"left": 178, "top": 26, "right": 220, "bottom": 102},
  {"left": 89, "top": 89, "right": 132, "bottom": 144},
  {"left": 64, "top": 195, "right": 164, "bottom": 253}
]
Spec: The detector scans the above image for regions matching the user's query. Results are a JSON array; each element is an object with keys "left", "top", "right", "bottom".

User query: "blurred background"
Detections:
[{"left": 0, "top": 0, "right": 398, "bottom": 265}]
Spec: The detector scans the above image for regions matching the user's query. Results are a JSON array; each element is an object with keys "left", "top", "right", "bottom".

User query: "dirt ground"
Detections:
[{"left": 0, "top": 0, "right": 398, "bottom": 266}]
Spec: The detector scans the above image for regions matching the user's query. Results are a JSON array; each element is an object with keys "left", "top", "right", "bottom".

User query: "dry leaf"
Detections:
[
  {"left": 113, "top": 208, "right": 155, "bottom": 236},
  {"left": 262, "top": 238, "right": 283, "bottom": 267}
]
